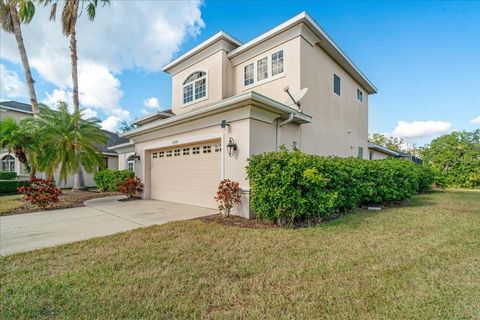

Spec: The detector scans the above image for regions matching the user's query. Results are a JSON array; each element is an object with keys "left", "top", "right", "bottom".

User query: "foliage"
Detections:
[
  {"left": 0, "top": 0, "right": 35, "bottom": 32},
  {"left": 369, "top": 133, "right": 412, "bottom": 153},
  {"left": 0, "top": 180, "right": 29, "bottom": 194},
  {"left": 118, "top": 177, "right": 143, "bottom": 200},
  {"left": 0, "top": 171, "right": 17, "bottom": 180},
  {"left": 94, "top": 169, "right": 134, "bottom": 192},
  {"left": 420, "top": 130, "right": 480, "bottom": 188},
  {"left": 119, "top": 120, "right": 135, "bottom": 133},
  {"left": 17, "top": 177, "right": 61, "bottom": 207},
  {"left": 34, "top": 103, "right": 108, "bottom": 184},
  {"left": 247, "top": 149, "right": 434, "bottom": 223},
  {"left": 214, "top": 179, "right": 242, "bottom": 217},
  {"left": 0, "top": 117, "right": 41, "bottom": 175}
]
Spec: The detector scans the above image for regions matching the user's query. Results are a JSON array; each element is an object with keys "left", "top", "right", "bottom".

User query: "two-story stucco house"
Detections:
[
  {"left": 111, "top": 12, "right": 377, "bottom": 218},
  {"left": 0, "top": 100, "right": 128, "bottom": 188}
]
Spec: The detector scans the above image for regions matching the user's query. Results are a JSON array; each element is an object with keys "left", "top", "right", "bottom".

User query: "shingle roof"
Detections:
[
  {"left": 101, "top": 130, "right": 130, "bottom": 154},
  {"left": 0, "top": 100, "right": 33, "bottom": 113}
]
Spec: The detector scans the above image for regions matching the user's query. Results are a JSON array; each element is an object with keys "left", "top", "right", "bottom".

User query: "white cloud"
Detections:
[
  {"left": 0, "top": 64, "right": 26, "bottom": 99},
  {"left": 101, "top": 115, "right": 121, "bottom": 131},
  {"left": 0, "top": 1, "right": 204, "bottom": 122},
  {"left": 469, "top": 116, "right": 480, "bottom": 125},
  {"left": 392, "top": 120, "right": 452, "bottom": 139},
  {"left": 143, "top": 97, "right": 160, "bottom": 109},
  {"left": 82, "top": 108, "right": 98, "bottom": 120}
]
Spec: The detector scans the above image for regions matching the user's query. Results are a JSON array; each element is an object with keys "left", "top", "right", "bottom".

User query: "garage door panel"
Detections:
[{"left": 150, "top": 140, "right": 221, "bottom": 209}]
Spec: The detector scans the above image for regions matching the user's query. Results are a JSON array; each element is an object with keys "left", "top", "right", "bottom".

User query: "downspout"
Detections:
[{"left": 276, "top": 114, "right": 295, "bottom": 151}]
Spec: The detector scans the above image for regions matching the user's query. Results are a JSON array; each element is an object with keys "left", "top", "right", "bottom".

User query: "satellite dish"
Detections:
[{"left": 284, "top": 87, "right": 309, "bottom": 108}]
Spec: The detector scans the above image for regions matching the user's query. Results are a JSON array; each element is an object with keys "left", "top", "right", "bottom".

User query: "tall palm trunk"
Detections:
[
  {"left": 69, "top": 0, "right": 85, "bottom": 190},
  {"left": 9, "top": 2, "right": 39, "bottom": 116}
]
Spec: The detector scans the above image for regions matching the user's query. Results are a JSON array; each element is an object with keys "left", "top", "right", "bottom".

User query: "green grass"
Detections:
[
  {"left": 0, "top": 194, "right": 22, "bottom": 215},
  {"left": 1, "top": 190, "right": 479, "bottom": 319}
]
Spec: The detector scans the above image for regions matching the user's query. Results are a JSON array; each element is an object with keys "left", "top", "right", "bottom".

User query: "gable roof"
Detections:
[
  {"left": 161, "top": 11, "right": 377, "bottom": 94},
  {"left": 0, "top": 100, "right": 33, "bottom": 114}
]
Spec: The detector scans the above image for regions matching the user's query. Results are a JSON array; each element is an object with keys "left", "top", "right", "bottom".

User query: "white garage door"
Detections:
[{"left": 150, "top": 140, "right": 222, "bottom": 209}]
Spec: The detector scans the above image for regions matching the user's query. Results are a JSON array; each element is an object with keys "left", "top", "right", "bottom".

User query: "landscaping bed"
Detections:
[
  {"left": 1, "top": 190, "right": 479, "bottom": 319},
  {"left": 0, "top": 189, "right": 120, "bottom": 216}
]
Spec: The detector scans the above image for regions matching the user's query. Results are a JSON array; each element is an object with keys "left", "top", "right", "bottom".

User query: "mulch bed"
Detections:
[
  {"left": 199, "top": 214, "right": 280, "bottom": 229},
  {"left": 3, "top": 190, "right": 121, "bottom": 216}
]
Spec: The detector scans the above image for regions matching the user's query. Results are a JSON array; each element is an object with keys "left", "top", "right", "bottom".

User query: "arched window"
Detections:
[
  {"left": 1, "top": 155, "right": 15, "bottom": 172},
  {"left": 182, "top": 71, "right": 207, "bottom": 104}
]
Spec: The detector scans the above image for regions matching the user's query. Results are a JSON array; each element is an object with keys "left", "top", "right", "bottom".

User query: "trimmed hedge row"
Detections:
[
  {"left": 0, "top": 180, "right": 29, "bottom": 195},
  {"left": 247, "top": 150, "right": 434, "bottom": 223},
  {"left": 93, "top": 169, "right": 135, "bottom": 191},
  {"left": 0, "top": 171, "right": 17, "bottom": 180}
]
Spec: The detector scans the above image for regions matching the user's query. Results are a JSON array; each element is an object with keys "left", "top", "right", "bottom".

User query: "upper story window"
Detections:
[
  {"left": 333, "top": 74, "right": 341, "bottom": 96},
  {"left": 257, "top": 57, "right": 268, "bottom": 81},
  {"left": 244, "top": 63, "right": 254, "bottom": 86},
  {"left": 244, "top": 49, "right": 284, "bottom": 87},
  {"left": 357, "top": 89, "right": 363, "bottom": 102},
  {"left": 271, "top": 50, "right": 284, "bottom": 76},
  {"left": 183, "top": 71, "right": 207, "bottom": 105}
]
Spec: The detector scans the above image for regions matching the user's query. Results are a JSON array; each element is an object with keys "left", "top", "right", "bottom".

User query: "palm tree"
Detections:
[
  {"left": 0, "top": 116, "right": 40, "bottom": 175},
  {"left": 41, "top": 0, "right": 109, "bottom": 189},
  {"left": 35, "top": 102, "right": 108, "bottom": 185},
  {"left": 0, "top": 0, "right": 39, "bottom": 115}
]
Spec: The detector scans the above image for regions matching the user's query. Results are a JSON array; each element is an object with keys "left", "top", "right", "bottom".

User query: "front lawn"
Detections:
[
  {"left": 0, "top": 194, "right": 23, "bottom": 215},
  {"left": 1, "top": 190, "right": 479, "bottom": 319}
]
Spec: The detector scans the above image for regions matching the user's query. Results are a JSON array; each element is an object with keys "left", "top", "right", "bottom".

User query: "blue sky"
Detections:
[{"left": 1, "top": 1, "right": 479, "bottom": 146}]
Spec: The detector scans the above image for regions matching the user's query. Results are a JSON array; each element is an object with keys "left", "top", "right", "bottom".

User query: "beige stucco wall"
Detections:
[
  {"left": 0, "top": 109, "right": 30, "bottom": 122},
  {"left": 232, "top": 35, "right": 302, "bottom": 105},
  {"left": 300, "top": 36, "right": 369, "bottom": 158}
]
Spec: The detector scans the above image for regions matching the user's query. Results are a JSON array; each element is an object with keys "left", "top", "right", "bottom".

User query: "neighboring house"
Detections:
[
  {"left": 0, "top": 100, "right": 129, "bottom": 188},
  {"left": 367, "top": 142, "right": 401, "bottom": 160},
  {"left": 111, "top": 11, "right": 377, "bottom": 217},
  {"left": 367, "top": 142, "right": 423, "bottom": 164}
]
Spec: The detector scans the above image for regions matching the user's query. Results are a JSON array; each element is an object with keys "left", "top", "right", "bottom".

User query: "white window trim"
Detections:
[
  {"left": 243, "top": 49, "right": 285, "bottom": 90},
  {"left": 1, "top": 154, "right": 16, "bottom": 172},
  {"left": 181, "top": 70, "right": 209, "bottom": 108}
]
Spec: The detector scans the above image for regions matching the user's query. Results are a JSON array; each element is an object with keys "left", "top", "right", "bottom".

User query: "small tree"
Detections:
[
  {"left": 215, "top": 179, "right": 241, "bottom": 217},
  {"left": 118, "top": 177, "right": 143, "bottom": 200},
  {"left": 17, "top": 177, "right": 61, "bottom": 208}
]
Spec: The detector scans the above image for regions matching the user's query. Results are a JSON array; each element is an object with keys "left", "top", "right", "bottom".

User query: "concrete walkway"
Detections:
[{"left": 0, "top": 196, "right": 216, "bottom": 256}]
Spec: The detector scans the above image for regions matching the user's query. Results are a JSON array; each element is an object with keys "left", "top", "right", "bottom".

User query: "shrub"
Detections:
[
  {"left": 118, "top": 177, "right": 143, "bottom": 199},
  {"left": 0, "top": 180, "right": 29, "bottom": 194},
  {"left": 17, "top": 177, "right": 61, "bottom": 208},
  {"left": 214, "top": 179, "right": 242, "bottom": 217},
  {"left": 0, "top": 172, "right": 17, "bottom": 180},
  {"left": 93, "top": 170, "right": 134, "bottom": 191},
  {"left": 247, "top": 150, "right": 435, "bottom": 224}
]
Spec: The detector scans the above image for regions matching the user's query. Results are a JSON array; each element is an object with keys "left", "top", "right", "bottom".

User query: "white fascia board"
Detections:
[
  {"left": 368, "top": 142, "right": 400, "bottom": 156},
  {"left": 122, "top": 92, "right": 311, "bottom": 138},
  {"left": 131, "top": 111, "right": 173, "bottom": 125},
  {"left": 227, "top": 11, "right": 377, "bottom": 94},
  {"left": 162, "top": 31, "right": 242, "bottom": 73},
  {"left": 107, "top": 141, "right": 134, "bottom": 151}
]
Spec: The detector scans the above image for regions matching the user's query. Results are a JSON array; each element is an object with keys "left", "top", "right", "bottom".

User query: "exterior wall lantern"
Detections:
[
  {"left": 226, "top": 137, "right": 237, "bottom": 157},
  {"left": 132, "top": 152, "right": 141, "bottom": 161}
]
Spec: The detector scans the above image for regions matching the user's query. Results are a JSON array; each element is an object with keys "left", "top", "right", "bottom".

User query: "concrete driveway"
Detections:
[{"left": 0, "top": 196, "right": 216, "bottom": 256}]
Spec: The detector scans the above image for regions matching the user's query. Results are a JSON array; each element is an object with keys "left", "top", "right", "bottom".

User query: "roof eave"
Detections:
[
  {"left": 122, "top": 92, "right": 311, "bottom": 138},
  {"left": 162, "top": 31, "right": 242, "bottom": 73}
]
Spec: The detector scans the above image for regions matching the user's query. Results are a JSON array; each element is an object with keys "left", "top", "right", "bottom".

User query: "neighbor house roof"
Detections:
[
  {"left": 367, "top": 142, "right": 401, "bottom": 157},
  {"left": 100, "top": 130, "right": 130, "bottom": 154},
  {"left": 0, "top": 100, "right": 33, "bottom": 114},
  {"left": 122, "top": 91, "right": 312, "bottom": 138}
]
